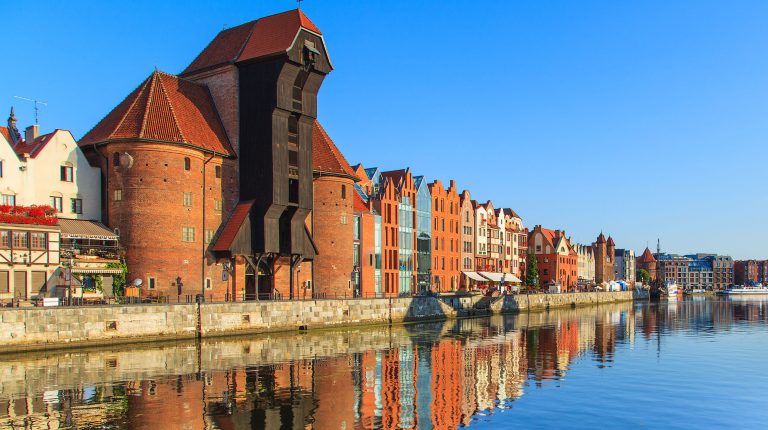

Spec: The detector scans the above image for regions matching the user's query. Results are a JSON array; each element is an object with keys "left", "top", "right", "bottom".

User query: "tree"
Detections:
[
  {"left": 636, "top": 269, "right": 651, "bottom": 285},
  {"left": 525, "top": 253, "right": 540, "bottom": 289},
  {"left": 107, "top": 261, "right": 128, "bottom": 296}
]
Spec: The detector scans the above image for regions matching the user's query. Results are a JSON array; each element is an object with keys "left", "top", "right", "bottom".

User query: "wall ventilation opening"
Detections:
[
  {"left": 106, "top": 321, "right": 117, "bottom": 331},
  {"left": 242, "top": 314, "right": 250, "bottom": 324}
]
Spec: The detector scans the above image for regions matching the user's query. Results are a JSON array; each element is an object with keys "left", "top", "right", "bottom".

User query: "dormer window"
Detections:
[{"left": 302, "top": 41, "right": 320, "bottom": 68}]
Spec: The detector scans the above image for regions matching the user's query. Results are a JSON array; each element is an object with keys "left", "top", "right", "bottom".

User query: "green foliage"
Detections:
[
  {"left": 636, "top": 268, "right": 651, "bottom": 285},
  {"left": 107, "top": 261, "right": 128, "bottom": 296},
  {"left": 525, "top": 253, "right": 540, "bottom": 289}
]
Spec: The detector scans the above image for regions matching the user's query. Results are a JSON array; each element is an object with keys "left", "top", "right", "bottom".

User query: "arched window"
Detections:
[{"left": 341, "top": 184, "right": 346, "bottom": 199}]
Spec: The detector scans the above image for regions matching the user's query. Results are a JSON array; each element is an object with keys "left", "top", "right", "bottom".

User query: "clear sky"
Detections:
[{"left": 1, "top": 0, "right": 766, "bottom": 259}]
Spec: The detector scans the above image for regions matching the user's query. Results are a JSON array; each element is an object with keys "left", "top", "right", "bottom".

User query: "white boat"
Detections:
[
  {"left": 722, "top": 285, "right": 768, "bottom": 295},
  {"left": 665, "top": 281, "right": 680, "bottom": 299}
]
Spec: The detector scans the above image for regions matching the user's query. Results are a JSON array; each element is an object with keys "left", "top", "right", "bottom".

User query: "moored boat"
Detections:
[{"left": 722, "top": 284, "right": 768, "bottom": 295}]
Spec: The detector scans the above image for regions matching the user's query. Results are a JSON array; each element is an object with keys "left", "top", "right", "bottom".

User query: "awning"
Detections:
[
  {"left": 479, "top": 272, "right": 522, "bottom": 283},
  {"left": 462, "top": 271, "right": 486, "bottom": 282},
  {"left": 71, "top": 268, "right": 123, "bottom": 274},
  {"left": 59, "top": 218, "right": 118, "bottom": 240}
]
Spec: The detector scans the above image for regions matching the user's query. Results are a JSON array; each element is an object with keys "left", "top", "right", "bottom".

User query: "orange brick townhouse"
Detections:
[{"left": 79, "top": 9, "right": 362, "bottom": 300}]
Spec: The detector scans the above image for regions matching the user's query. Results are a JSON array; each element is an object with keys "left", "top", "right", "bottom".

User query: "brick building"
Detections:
[
  {"left": 735, "top": 260, "right": 760, "bottom": 285},
  {"left": 528, "top": 225, "right": 578, "bottom": 290},
  {"left": 80, "top": 71, "right": 237, "bottom": 299},
  {"left": 593, "top": 233, "right": 616, "bottom": 284},
  {"left": 636, "top": 247, "right": 658, "bottom": 282},
  {"left": 428, "top": 179, "right": 460, "bottom": 292},
  {"left": 310, "top": 122, "right": 358, "bottom": 298},
  {"left": 80, "top": 9, "right": 348, "bottom": 300}
]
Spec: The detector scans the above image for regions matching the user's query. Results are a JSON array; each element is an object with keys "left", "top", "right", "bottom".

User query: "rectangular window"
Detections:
[
  {"left": 214, "top": 199, "right": 223, "bottom": 212},
  {"left": 148, "top": 277, "right": 156, "bottom": 290},
  {"left": 215, "top": 165, "right": 222, "bottom": 178},
  {"left": 0, "top": 160, "right": 3, "bottom": 177},
  {"left": 60, "top": 165, "right": 73, "bottom": 182},
  {"left": 13, "top": 231, "right": 28, "bottom": 248},
  {"left": 205, "top": 278, "right": 212, "bottom": 290},
  {"left": 71, "top": 198, "right": 83, "bottom": 214},
  {"left": 204, "top": 229, "right": 215, "bottom": 244},
  {"left": 30, "top": 232, "right": 47, "bottom": 250},
  {"left": 182, "top": 226, "right": 195, "bottom": 242},
  {"left": 341, "top": 213, "right": 347, "bottom": 225},
  {"left": 114, "top": 189, "right": 123, "bottom": 201},
  {"left": 182, "top": 192, "right": 193, "bottom": 207},
  {"left": 0, "top": 231, "right": 8, "bottom": 248},
  {"left": 354, "top": 216, "right": 361, "bottom": 241},
  {"left": 45, "top": 196, "right": 62, "bottom": 213},
  {"left": 1, "top": 194, "right": 16, "bottom": 206}
]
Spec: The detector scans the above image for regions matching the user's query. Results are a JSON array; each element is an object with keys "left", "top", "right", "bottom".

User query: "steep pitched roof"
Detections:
[
  {"left": 540, "top": 227, "right": 558, "bottom": 247},
  {"left": 182, "top": 9, "right": 325, "bottom": 76},
  {"left": 596, "top": 232, "right": 607, "bottom": 244},
  {"left": 312, "top": 121, "right": 356, "bottom": 179},
  {"left": 13, "top": 131, "right": 56, "bottom": 158},
  {"left": 0, "top": 126, "right": 9, "bottom": 143},
  {"left": 80, "top": 71, "right": 234, "bottom": 156},
  {"left": 638, "top": 247, "right": 657, "bottom": 263},
  {"left": 607, "top": 236, "right": 615, "bottom": 246}
]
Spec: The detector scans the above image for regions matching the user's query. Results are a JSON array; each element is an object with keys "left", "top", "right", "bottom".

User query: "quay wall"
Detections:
[
  {"left": 0, "top": 297, "right": 455, "bottom": 352},
  {"left": 0, "top": 291, "right": 642, "bottom": 352},
  {"left": 491, "top": 290, "right": 647, "bottom": 314}
]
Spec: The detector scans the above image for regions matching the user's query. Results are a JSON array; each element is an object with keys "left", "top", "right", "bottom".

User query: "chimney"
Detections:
[{"left": 25, "top": 125, "right": 39, "bottom": 143}]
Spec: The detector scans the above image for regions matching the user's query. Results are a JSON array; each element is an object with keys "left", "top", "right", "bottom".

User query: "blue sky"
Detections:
[{"left": 1, "top": 1, "right": 766, "bottom": 259}]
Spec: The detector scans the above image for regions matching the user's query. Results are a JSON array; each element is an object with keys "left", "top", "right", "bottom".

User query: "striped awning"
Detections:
[
  {"left": 462, "top": 271, "right": 486, "bottom": 281},
  {"left": 71, "top": 268, "right": 123, "bottom": 274},
  {"left": 59, "top": 218, "right": 118, "bottom": 240}
]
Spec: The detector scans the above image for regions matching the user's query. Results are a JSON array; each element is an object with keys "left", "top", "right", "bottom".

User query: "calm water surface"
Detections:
[{"left": 1, "top": 297, "right": 767, "bottom": 429}]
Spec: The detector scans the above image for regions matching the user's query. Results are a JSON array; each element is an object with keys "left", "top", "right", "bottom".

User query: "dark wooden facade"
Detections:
[{"left": 238, "top": 30, "right": 331, "bottom": 262}]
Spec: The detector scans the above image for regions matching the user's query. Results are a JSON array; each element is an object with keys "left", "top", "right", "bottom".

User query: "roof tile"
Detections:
[
  {"left": 312, "top": 121, "right": 356, "bottom": 178},
  {"left": 80, "top": 71, "right": 234, "bottom": 156}
]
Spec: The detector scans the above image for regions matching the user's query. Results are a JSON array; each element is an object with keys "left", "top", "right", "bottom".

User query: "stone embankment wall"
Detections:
[
  {"left": 0, "top": 291, "right": 643, "bottom": 352},
  {"left": 0, "top": 297, "right": 456, "bottom": 352},
  {"left": 490, "top": 290, "right": 647, "bottom": 314}
]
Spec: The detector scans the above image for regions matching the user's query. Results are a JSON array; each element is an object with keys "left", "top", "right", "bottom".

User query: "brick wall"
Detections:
[
  {"left": 94, "top": 142, "right": 237, "bottom": 298},
  {"left": 312, "top": 176, "right": 355, "bottom": 297}
]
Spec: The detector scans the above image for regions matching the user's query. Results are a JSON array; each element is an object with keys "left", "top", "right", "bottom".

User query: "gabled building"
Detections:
[
  {"left": 458, "top": 190, "right": 475, "bottom": 288},
  {"left": 614, "top": 248, "right": 636, "bottom": 283},
  {"left": 428, "top": 179, "right": 459, "bottom": 292},
  {"left": 573, "top": 243, "right": 595, "bottom": 286},
  {"left": 2, "top": 109, "right": 101, "bottom": 220},
  {"left": 528, "top": 225, "right": 578, "bottom": 290}
]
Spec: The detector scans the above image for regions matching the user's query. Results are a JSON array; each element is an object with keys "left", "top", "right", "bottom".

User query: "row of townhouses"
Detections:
[{"left": 4, "top": 8, "right": 731, "bottom": 304}]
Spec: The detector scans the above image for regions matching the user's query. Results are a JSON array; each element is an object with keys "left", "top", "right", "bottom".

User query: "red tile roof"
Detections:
[
  {"left": 638, "top": 247, "right": 656, "bottom": 263},
  {"left": 607, "top": 236, "right": 615, "bottom": 246},
  {"left": 182, "top": 9, "right": 323, "bottom": 76},
  {"left": 211, "top": 200, "right": 254, "bottom": 252},
  {"left": 540, "top": 227, "right": 558, "bottom": 247},
  {"left": 80, "top": 71, "right": 234, "bottom": 156},
  {"left": 0, "top": 126, "right": 10, "bottom": 143},
  {"left": 13, "top": 131, "right": 56, "bottom": 158},
  {"left": 312, "top": 121, "right": 356, "bottom": 179}
]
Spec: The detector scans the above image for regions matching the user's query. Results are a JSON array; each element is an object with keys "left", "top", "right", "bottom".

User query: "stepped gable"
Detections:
[
  {"left": 182, "top": 9, "right": 325, "bottom": 76},
  {"left": 80, "top": 70, "right": 234, "bottom": 156},
  {"left": 312, "top": 121, "right": 356, "bottom": 179}
]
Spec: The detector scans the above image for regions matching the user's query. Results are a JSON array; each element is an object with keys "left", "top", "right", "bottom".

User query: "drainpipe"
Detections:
[{"left": 202, "top": 153, "right": 215, "bottom": 302}]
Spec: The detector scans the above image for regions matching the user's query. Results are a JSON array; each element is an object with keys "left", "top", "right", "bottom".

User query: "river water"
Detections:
[{"left": 0, "top": 297, "right": 766, "bottom": 429}]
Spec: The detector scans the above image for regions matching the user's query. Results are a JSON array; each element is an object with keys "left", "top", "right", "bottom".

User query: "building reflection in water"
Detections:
[{"left": 0, "top": 298, "right": 765, "bottom": 429}]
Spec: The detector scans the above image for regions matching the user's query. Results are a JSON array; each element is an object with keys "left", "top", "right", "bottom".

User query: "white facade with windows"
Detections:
[{"left": 1, "top": 125, "right": 101, "bottom": 220}]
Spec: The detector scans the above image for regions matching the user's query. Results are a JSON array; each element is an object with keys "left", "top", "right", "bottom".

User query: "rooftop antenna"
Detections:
[
  {"left": 297, "top": 0, "right": 303, "bottom": 10},
  {"left": 14, "top": 96, "right": 47, "bottom": 125}
]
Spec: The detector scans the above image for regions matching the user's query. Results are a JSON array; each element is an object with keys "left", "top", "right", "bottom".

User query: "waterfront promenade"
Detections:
[{"left": 0, "top": 290, "right": 646, "bottom": 353}]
